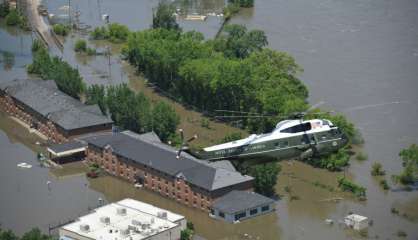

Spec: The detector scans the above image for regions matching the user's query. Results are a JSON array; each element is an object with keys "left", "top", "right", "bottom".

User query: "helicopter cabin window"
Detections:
[{"left": 281, "top": 123, "right": 312, "bottom": 133}]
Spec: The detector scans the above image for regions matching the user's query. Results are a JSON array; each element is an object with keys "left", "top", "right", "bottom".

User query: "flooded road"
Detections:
[{"left": 1, "top": 0, "right": 418, "bottom": 239}]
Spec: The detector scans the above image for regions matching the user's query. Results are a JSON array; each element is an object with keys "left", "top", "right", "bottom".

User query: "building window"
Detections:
[
  {"left": 261, "top": 205, "right": 270, "bottom": 212},
  {"left": 219, "top": 212, "right": 225, "bottom": 218},
  {"left": 250, "top": 208, "right": 258, "bottom": 215},
  {"left": 234, "top": 212, "right": 246, "bottom": 221}
]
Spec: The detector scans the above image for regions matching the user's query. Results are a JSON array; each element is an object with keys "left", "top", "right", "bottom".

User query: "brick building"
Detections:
[
  {"left": 82, "top": 131, "right": 254, "bottom": 212},
  {"left": 0, "top": 79, "right": 113, "bottom": 143}
]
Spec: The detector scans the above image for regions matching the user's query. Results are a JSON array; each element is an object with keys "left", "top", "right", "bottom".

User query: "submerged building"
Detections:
[
  {"left": 0, "top": 79, "right": 113, "bottom": 143},
  {"left": 59, "top": 198, "right": 186, "bottom": 240},
  {"left": 82, "top": 130, "right": 255, "bottom": 212}
]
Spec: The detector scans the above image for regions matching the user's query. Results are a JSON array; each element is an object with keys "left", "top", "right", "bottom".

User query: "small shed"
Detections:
[
  {"left": 47, "top": 141, "right": 86, "bottom": 164},
  {"left": 211, "top": 191, "right": 275, "bottom": 223},
  {"left": 344, "top": 214, "right": 368, "bottom": 230}
]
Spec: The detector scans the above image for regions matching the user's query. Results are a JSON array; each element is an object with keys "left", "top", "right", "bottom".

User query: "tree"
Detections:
[
  {"left": 0, "top": 229, "right": 18, "bottom": 240},
  {"left": 152, "top": 1, "right": 180, "bottom": 31},
  {"left": 86, "top": 84, "right": 107, "bottom": 114},
  {"left": 152, "top": 101, "right": 180, "bottom": 142},
  {"left": 395, "top": 144, "right": 418, "bottom": 185},
  {"left": 74, "top": 39, "right": 87, "bottom": 52},
  {"left": 250, "top": 163, "right": 281, "bottom": 197},
  {"left": 371, "top": 162, "right": 385, "bottom": 176},
  {"left": 20, "top": 228, "right": 51, "bottom": 240}
]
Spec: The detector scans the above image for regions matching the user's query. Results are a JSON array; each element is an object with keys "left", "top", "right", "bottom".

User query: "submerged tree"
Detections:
[
  {"left": 393, "top": 144, "right": 418, "bottom": 185},
  {"left": 250, "top": 163, "right": 281, "bottom": 197}
]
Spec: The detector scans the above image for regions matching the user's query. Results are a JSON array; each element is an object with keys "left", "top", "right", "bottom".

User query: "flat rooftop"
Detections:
[
  {"left": 61, "top": 199, "right": 185, "bottom": 240},
  {"left": 0, "top": 79, "right": 113, "bottom": 131}
]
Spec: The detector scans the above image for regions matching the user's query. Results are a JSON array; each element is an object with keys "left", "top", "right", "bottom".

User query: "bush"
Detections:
[
  {"left": 53, "top": 24, "right": 70, "bottom": 36},
  {"left": 371, "top": 162, "right": 385, "bottom": 176},
  {"left": 74, "top": 39, "right": 87, "bottom": 52},
  {"left": 219, "top": 132, "right": 242, "bottom": 144},
  {"left": 86, "top": 47, "right": 97, "bottom": 56},
  {"left": 200, "top": 118, "right": 210, "bottom": 129},
  {"left": 379, "top": 179, "right": 389, "bottom": 190},
  {"left": 91, "top": 23, "right": 130, "bottom": 42},
  {"left": 308, "top": 148, "right": 350, "bottom": 171},
  {"left": 356, "top": 151, "right": 368, "bottom": 161},
  {"left": 337, "top": 176, "right": 366, "bottom": 199},
  {"left": 229, "top": 0, "right": 254, "bottom": 8},
  {"left": 396, "top": 230, "right": 407, "bottom": 238},
  {"left": 91, "top": 26, "right": 109, "bottom": 40},
  {"left": 5, "top": 9, "right": 21, "bottom": 26},
  {"left": 31, "top": 39, "right": 44, "bottom": 52}
]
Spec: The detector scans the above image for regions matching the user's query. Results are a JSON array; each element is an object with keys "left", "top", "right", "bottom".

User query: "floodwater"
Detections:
[{"left": 1, "top": 0, "right": 418, "bottom": 239}]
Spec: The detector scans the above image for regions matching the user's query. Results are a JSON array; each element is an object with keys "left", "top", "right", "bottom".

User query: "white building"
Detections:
[
  {"left": 344, "top": 214, "right": 368, "bottom": 231},
  {"left": 59, "top": 198, "right": 186, "bottom": 240}
]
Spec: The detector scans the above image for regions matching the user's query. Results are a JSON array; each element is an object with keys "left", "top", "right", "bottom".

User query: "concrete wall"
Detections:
[{"left": 211, "top": 202, "right": 275, "bottom": 223}]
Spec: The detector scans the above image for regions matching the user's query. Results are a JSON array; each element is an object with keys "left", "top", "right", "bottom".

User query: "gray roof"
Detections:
[
  {"left": 206, "top": 160, "right": 236, "bottom": 172},
  {"left": 48, "top": 141, "right": 86, "bottom": 154},
  {"left": 0, "top": 79, "right": 112, "bottom": 130},
  {"left": 212, "top": 190, "right": 275, "bottom": 214},
  {"left": 82, "top": 131, "right": 253, "bottom": 191}
]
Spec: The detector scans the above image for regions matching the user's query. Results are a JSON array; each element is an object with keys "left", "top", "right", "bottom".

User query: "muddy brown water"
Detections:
[{"left": 1, "top": 0, "right": 418, "bottom": 239}]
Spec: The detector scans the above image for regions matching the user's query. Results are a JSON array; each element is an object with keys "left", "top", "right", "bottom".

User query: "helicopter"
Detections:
[{"left": 176, "top": 103, "right": 349, "bottom": 162}]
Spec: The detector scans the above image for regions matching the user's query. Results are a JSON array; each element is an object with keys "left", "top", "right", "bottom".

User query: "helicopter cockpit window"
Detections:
[{"left": 281, "top": 123, "right": 312, "bottom": 133}]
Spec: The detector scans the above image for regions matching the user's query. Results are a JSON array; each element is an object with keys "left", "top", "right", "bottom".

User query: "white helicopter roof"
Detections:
[{"left": 204, "top": 119, "right": 333, "bottom": 152}]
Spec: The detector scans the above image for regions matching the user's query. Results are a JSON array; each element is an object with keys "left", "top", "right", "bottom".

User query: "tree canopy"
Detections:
[
  {"left": 86, "top": 84, "right": 180, "bottom": 142},
  {"left": 250, "top": 163, "right": 281, "bottom": 197},
  {"left": 0, "top": 228, "right": 52, "bottom": 240},
  {"left": 27, "top": 45, "right": 86, "bottom": 99},
  {"left": 395, "top": 144, "right": 418, "bottom": 185},
  {"left": 123, "top": 25, "right": 308, "bottom": 133},
  {"left": 152, "top": 1, "right": 180, "bottom": 31}
]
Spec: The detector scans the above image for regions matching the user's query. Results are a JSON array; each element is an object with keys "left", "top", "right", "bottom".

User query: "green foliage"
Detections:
[
  {"left": 105, "top": 84, "right": 153, "bottom": 133},
  {"left": 122, "top": 25, "right": 306, "bottom": 132},
  {"left": 5, "top": 9, "right": 21, "bottom": 26},
  {"left": 337, "top": 177, "right": 366, "bottom": 199},
  {"left": 371, "top": 162, "right": 385, "bottom": 176},
  {"left": 250, "top": 163, "right": 281, "bottom": 197},
  {"left": 90, "top": 23, "right": 130, "bottom": 42},
  {"left": 229, "top": 0, "right": 254, "bottom": 8},
  {"left": 53, "top": 24, "right": 70, "bottom": 36},
  {"left": 379, "top": 179, "right": 389, "bottom": 190},
  {"left": 308, "top": 148, "right": 350, "bottom": 171},
  {"left": 396, "top": 144, "right": 418, "bottom": 185},
  {"left": 85, "top": 84, "right": 180, "bottom": 141},
  {"left": 180, "top": 229, "right": 192, "bottom": 240},
  {"left": 200, "top": 118, "right": 210, "bottom": 129},
  {"left": 91, "top": 26, "right": 109, "bottom": 40},
  {"left": 0, "top": 2, "right": 10, "bottom": 18},
  {"left": 27, "top": 45, "right": 85, "bottom": 99},
  {"left": 152, "top": 1, "right": 180, "bottom": 31},
  {"left": 214, "top": 24, "right": 268, "bottom": 59},
  {"left": 74, "top": 39, "right": 87, "bottom": 52},
  {"left": 355, "top": 151, "right": 368, "bottom": 161},
  {"left": 0, "top": 228, "right": 52, "bottom": 240},
  {"left": 222, "top": 3, "right": 240, "bottom": 20},
  {"left": 86, "top": 84, "right": 107, "bottom": 114},
  {"left": 152, "top": 101, "right": 180, "bottom": 142},
  {"left": 219, "top": 132, "right": 243, "bottom": 144},
  {"left": 186, "top": 221, "right": 194, "bottom": 231},
  {"left": 31, "top": 39, "right": 43, "bottom": 52}
]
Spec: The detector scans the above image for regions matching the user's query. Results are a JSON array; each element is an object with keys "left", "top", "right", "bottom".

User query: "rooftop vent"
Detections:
[
  {"left": 120, "top": 228, "right": 130, "bottom": 236},
  {"left": 131, "top": 219, "right": 141, "bottom": 226},
  {"left": 157, "top": 211, "right": 168, "bottom": 219},
  {"left": 79, "top": 224, "right": 90, "bottom": 232},
  {"left": 100, "top": 216, "right": 110, "bottom": 224},
  {"left": 116, "top": 207, "right": 127, "bottom": 215}
]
